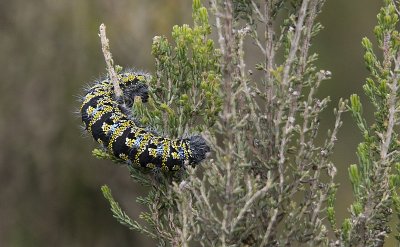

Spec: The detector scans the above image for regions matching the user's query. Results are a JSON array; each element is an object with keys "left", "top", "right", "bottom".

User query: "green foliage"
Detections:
[
  {"left": 92, "top": 148, "right": 124, "bottom": 163},
  {"left": 392, "top": 163, "right": 400, "bottom": 241},
  {"left": 95, "top": 0, "right": 400, "bottom": 246},
  {"left": 96, "top": 1, "right": 222, "bottom": 246},
  {"left": 339, "top": 0, "right": 400, "bottom": 245},
  {"left": 327, "top": 185, "right": 338, "bottom": 234},
  {"left": 134, "top": 0, "right": 222, "bottom": 137},
  {"left": 101, "top": 185, "right": 156, "bottom": 239}
]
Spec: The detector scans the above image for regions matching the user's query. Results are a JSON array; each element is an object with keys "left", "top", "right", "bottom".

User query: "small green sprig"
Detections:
[
  {"left": 342, "top": 0, "right": 400, "bottom": 245},
  {"left": 145, "top": 0, "right": 222, "bottom": 137},
  {"left": 101, "top": 185, "right": 156, "bottom": 239}
]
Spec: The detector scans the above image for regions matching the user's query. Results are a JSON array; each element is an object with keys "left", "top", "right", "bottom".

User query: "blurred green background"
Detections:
[{"left": 0, "top": 0, "right": 385, "bottom": 246}]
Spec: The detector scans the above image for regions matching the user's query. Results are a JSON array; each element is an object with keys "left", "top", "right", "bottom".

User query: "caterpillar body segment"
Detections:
[{"left": 80, "top": 71, "right": 209, "bottom": 171}]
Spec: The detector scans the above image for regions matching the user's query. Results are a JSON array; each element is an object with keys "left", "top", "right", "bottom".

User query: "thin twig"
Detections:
[
  {"left": 260, "top": 208, "right": 278, "bottom": 246},
  {"left": 99, "top": 23, "right": 123, "bottom": 98},
  {"left": 230, "top": 181, "right": 272, "bottom": 231},
  {"left": 282, "top": 0, "right": 310, "bottom": 86}
]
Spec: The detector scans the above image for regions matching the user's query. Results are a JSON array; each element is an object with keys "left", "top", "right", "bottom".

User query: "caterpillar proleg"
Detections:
[{"left": 80, "top": 70, "right": 210, "bottom": 171}]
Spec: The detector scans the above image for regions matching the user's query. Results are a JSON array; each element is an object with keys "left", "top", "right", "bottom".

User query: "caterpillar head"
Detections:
[
  {"left": 118, "top": 72, "right": 150, "bottom": 107},
  {"left": 189, "top": 135, "right": 211, "bottom": 165}
]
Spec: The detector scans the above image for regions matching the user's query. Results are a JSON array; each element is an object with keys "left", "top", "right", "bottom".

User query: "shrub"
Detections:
[{"left": 90, "top": 0, "right": 400, "bottom": 246}]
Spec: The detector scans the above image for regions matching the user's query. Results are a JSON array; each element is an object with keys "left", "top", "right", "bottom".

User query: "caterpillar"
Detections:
[{"left": 80, "top": 70, "right": 210, "bottom": 171}]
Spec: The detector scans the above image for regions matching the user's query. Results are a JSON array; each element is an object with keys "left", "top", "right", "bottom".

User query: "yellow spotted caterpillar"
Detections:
[{"left": 80, "top": 70, "right": 210, "bottom": 171}]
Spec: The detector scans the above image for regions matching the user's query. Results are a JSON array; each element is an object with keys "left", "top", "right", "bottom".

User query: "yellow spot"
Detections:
[
  {"left": 148, "top": 148, "right": 158, "bottom": 157},
  {"left": 150, "top": 138, "right": 160, "bottom": 145},
  {"left": 171, "top": 152, "right": 179, "bottom": 159},
  {"left": 101, "top": 122, "right": 111, "bottom": 133},
  {"left": 125, "top": 137, "right": 135, "bottom": 147},
  {"left": 97, "top": 139, "right": 104, "bottom": 146},
  {"left": 119, "top": 153, "right": 128, "bottom": 160},
  {"left": 146, "top": 163, "right": 155, "bottom": 169},
  {"left": 108, "top": 120, "right": 133, "bottom": 151},
  {"left": 86, "top": 106, "right": 94, "bottom": 115}
]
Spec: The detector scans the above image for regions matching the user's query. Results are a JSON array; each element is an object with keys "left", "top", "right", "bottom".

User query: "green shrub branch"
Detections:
[{"left": 93, "top": 0, "right": 400, "bottom": 246}]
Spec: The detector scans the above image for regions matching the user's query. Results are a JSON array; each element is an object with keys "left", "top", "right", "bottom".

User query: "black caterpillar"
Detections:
[{"left": 80, "top": 70, "right": 210, "bottom": 171}]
